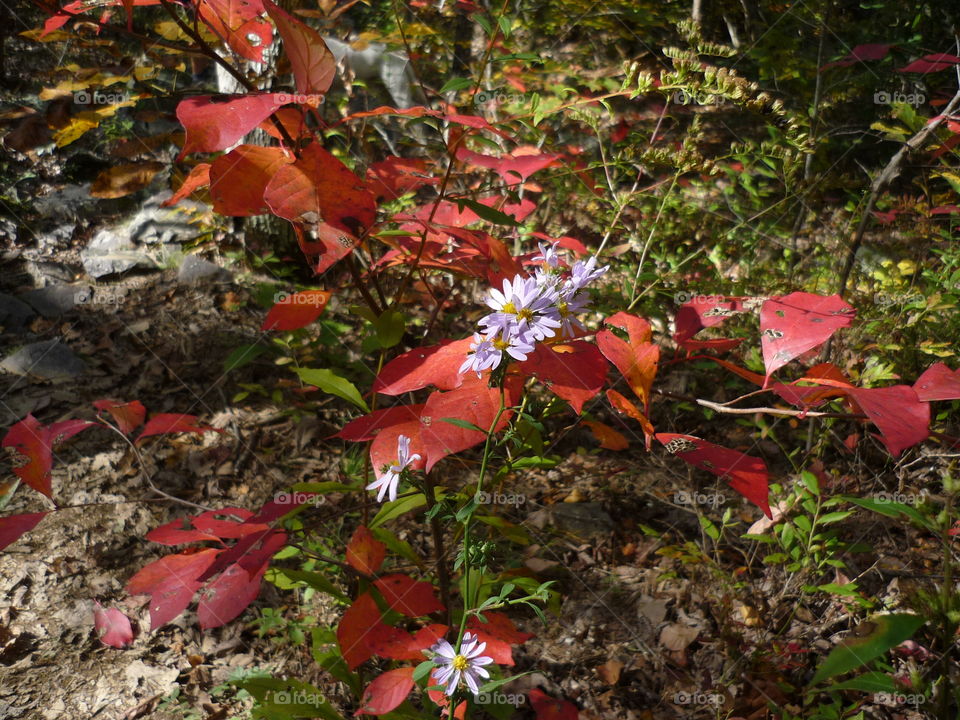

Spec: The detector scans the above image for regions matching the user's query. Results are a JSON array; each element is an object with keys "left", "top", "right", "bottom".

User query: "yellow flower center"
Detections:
[
  {"left": 516, "top": 308, "right": 534, "bottom": 322},
  {"left": 557, "top": 301, "right": 570, "bottom": 317},
  {"left": 493, "top": 338, "right": 510, "bottom": 351},
  {"left": 452, "top": 655, "right": 469, "bottom": 671},
  {"left": 501, "top": 302, "right": 517, "bottom": 314}
]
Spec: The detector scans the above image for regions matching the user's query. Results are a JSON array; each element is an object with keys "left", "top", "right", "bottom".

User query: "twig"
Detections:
[{"left": 653, "top": 388, "right": 866, "bottom": 419}]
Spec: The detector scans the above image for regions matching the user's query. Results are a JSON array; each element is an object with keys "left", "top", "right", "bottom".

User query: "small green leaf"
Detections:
[
  {"left": 294, "top": 367, "right": 368, "bottom": 411},
  {"left": 413, "top": 660, "right": 435, "bottom": 683},
  {"left": 455, "top": 198, "right": 520, "bottom": 226},
  {"left": 825, "top": 671, "right": 897, "bottom": 694},
  {"left": 440, "top": 417, "right": 487, "bottom": 433},
  {"left": 370, "top": 493, "right": 427, "bottom": 528},
  {"left": 809, "top": 614, "right": 926, "bottom": 685},
  {"left": 374, "top": 308, "right": 406, "bottom": 348},
  {"left": 439, "top": 76, "right": 475, "bottom": 93},
  {"left": 224, "top": 344, "right": 267, "bottom": 372}
]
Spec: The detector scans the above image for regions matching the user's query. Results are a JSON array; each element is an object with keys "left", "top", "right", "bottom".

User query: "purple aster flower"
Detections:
[
  {"left": 459, "top": 329, "right": 535, "bottom": 377},
  {"left": 553, "top": 287, "right": 591, "bottom": 338},
  {"left": 430, "top": 632, "right": 494, "bottom": 696},
  {"left": 480, "top": 274, "right": 560, "bottom": 341},
  {"left": 567, "top": 256, "right": 608, "bottom": 293},
  {"left": 365, "top": 434, "right": 420, "bottom": 503},
  {"left": 531, "top": 240, "right": 561, "bottom": 268}
]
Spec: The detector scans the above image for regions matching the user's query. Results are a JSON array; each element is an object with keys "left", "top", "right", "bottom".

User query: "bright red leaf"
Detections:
[
  {"left": 456, "top": 147, "right": 560, "bottom": 184},
  {"left": 597, "top": 314, "right": 660, "bottom": 414},
  {"left": 846, "top": 386, "right": 930, "bottom": 457},
  {"left": 373, "top": 338, "right": 473, "bottom": 395},
  {"left": 126, "top": 548, "right": 220, "bottom": 628},
  {"left": 198, "top": 0, "right": 273, "bottom": 63},
  {"left": 93, "top": 399, "right": 146, "bottom": 435},
  {"left": 146, "top": 518, "right": 222, "bottom": 545},
  {"left": 346, "top": 526, "right": 386, "bottom": 576},
  {"left": 374, "top": 574, "right": 444, "bottom": 617},
  {"left": 162, "top": 163, "right": 211, "bottom": 207},
  {"left": 176, "top": 94, "right": 288, "bottom": 157},
  {"left": 656, "top": 433, "right": 772, "bottom": 517},
  {"left": 366, "top": 157, "right": 439, "bottom": 201},
  {"left": 606, "top": 388, "right": 655, "bottom": 450},
  {"left": 197, "top": 562, "right": 266, "bottom": 629},
  {"left": 914, "top": 363, "right": 960, "bottom": 401},
  {"left": 356, "top": 667, "right": 416, "bottom": 716},
  {"left": 93, "top": 602, "right": 134, "bottom": 648},
  {"left": 336, "top": 404, "right": 426, "bottom": 442},
  {"left": 466, "top": 611, "right": 533, "bottom": 666},
  {"left": 338, "top": 592, "right": 385, "bottom": 669},
  {"left": 769, "top": 363, "right": 852, "bottom": 408},
  {"left": 261, "top": 289, "right": 332, "bottom": 330},
  {"left": 262, "top": 0, "right": 336, "bottom": 96},
  {"left": 759, "top": 293, "right": 855, "bottom": 385},
  {"left": 0, "top": 512, "right": 47, "bottom": 550},
  {"left": 518, "top": 341, "right": 607, "bottom": 414},
  {"left": 136, "top": 414, "right": 221, "bottom": 444},
  {"left": 529, "top": 689, "right": 579, "bottom": 720},
  {"left": 264, "top": 143, "right": 377, "bottom": 237},
  {"left": 2, "top": 414, "right": 94, "bottom": 497},
  {"left": 899, "top": 53, "right": 960, "bottom": 73},
  {"left": 210, "top": 144, "right": 292, "bottom": 216}
]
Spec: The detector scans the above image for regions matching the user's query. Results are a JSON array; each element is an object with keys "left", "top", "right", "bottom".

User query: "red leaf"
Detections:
[
  {"left": 146, "top": 518, "right": 222, "bottom": 545},
  {"left": 673, "top": 296, "right": 748, "bottom": 351},
  {"left": 759, "top": 293, "right": 855, "bottom": 385},
  {"left": 420, "top": 381, "right": 512, "bottom": 472},
  {"left": 899, "top": 53, "right": 960, "bottom": 73},
  {"left": 197, "top": 563, "right": 266, "bottom": 629},
  {"left": 93, "top": 602, "right": 134, "bottom": 648},
  {"left": 264, "top": 143, "right": 377, "bottom": 237},
  {"left": 162, "top": 164, "right": 211, "bottom": 207},
  {"left": 262, "top": 0, "right": 336, "bottom": 96},
  {"left": 456, "top": 147, "right": 560, "bottom": 184},
  {"left": 0, "top": 512, "right": 47, "bottom": 550},
  {"left": 846, "top": 386, "right": 930, "bottom": 456},
  {"left": 261, "top": 289, "right": 332, "bottom": 330},
  {"left": 656, "top": 433, "right": 771, "bottom": 517},
  {"left": 367, "top": 622, "right": 448, "bottom": 661},
  {"left": 210, "top": 144, "right": 292, "bottom": 216},
  {"left": 191, "top": 507, "right": 261, "bottom": 538},
  {"left": 822, "top": 43, "right": 892, "bottom": 70},
  {"left": 346, "top": 526, "right": 386, "bottom": 576},
  {"left": 93, "top": 399, "right": 146, "bottom": 435},
  {"left": 597, "top": 318, "right": 659, "bottom": 415},
  {"left": 466, "top": 611, "right": 533, "bottom": 666},
  {"left": 373, "top": 339, "right": 473, "bottom": 395},
  {"left": 769, "top": 363, "right": 852, "bottom": 408},
  {"left": 136, "top": 414, "right": 221, "bottom": 443},
  {"left": 914, "top": 363, "right": 960, "bottom": 401},
  {"left": 606, "top": 389, "right": 655, "bottom": 450},
  {"left": 126, "top": 548, "right": 220, "bottom": 628},
  {"left": 374, "top": 574, "right": 444, "bottom": 617},
  {"left": 370, "top": 418, "right": 426, "bottom": 481},
  {"left": 366, "top": 157, "right": 439, "bottom": 201},
  {"left": 582, "top": 420, "right": 628, "bottom": 450},
  {"left": 357, "top": 667, "right": 415, "bottom": 716},
  {"left": 336, "top": 405, "right": 426, "bottom": 442},
  {"left": 148, "top": 574, "right": 204, "bottom": 629},
  {"left": 176, "top": 94, "right": 287, "bottom": 157},
  {"left": 529, "top": 689, "right": 579, "bottom": 720},
  {"left": 2, "top": 414, "right": 94, "bottom": 498},
  {"left": 198, "top": 0, "right": 272, "bottom": 63},
  {"left": 518, "top": 341, "right": 607, "bottom": 414},
  {"left": 338, "top": 592, "right": 384, "bottom": 669}
]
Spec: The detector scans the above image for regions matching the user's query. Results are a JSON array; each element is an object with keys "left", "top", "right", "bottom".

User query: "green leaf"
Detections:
[
  {"left": 825, "top": 671, "right": 896, "bottom": 694},
  {"left": 370, "top": 526, "right": 423, "bottom": 568},
  {"left": 294, "top": 368, "right": 368, "bottom": 412},
  {"left": 413, "top": 660, "right": 434, "bottom": 683},
  {"left": 236, "top": 676, "right": 344, "bottom": 720},
  {"left": 455, "top": 198, "right": 520, "bottom": 226},
  {"left": 809, "top": 614, "right": 926, "bottom": 685},
  {"left": 370, "top": 492, "right": 427, "bottom": 528},
  {"left": 842, "top": 496, "right": 937, "bottom": 532},
  {"left": 439, "top": 417, "right": 487, "bottom": 433},
  {"left": 224, "top": 344, "right": 268, "bottom": 372},
  {"left": 801, "top": 470, "right": 820, "bottom": 496},
  {"left": 374, "top": 309, "right": 406, "bottom": 348},
  {"left": 820, "top": 511, "right": 854, "bottom": 525},
  {"left": 476, "top": 515, "right": 530, "bottom": 544},
  {"left": 268, "top": 568, "right": 349, "bottom": 603},
  {"left": 439, "top": 76, "right": 475, "bottom": 93}
]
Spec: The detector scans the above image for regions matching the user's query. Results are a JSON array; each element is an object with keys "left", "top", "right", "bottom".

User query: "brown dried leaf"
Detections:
[{"left": 90, "top": 161, "right": 165, "bottom": 199}]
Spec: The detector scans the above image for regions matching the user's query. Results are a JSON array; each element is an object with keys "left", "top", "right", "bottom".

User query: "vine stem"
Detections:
[{"left": 423, "top": 471, "right": 452, "bottom": 627}]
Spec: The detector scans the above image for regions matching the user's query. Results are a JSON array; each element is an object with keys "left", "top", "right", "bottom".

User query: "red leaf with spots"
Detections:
[
  {"left": 210, "top": 144, "right": 292, "bottom": 217},
  {"left": 759, "top": 293, "right": 855, "bottom": 385},
  {"left": 262, "top": 0, "right": 336, "bottom": 95},
  {"left": 846, "top": 386, "right": 930, "bottom": 456},
  {"left": 338, "top": 592, "right": 385, "bottom": 669},
  {"left": 136, "top": 414, "right": 221, "bottom": 444},
  {"left": 261, "top": 289, "right": 332, "bottom": 330},
  {"left": 374, "top": 574, "right": 444, "bottom": 617},
  {"left": 198, "top": 0, "right": 273, "bottom": 63},
  {"left": 356, "top": 667, "right": 416, "bottom": 716},
  {"left": 673, "top": 296, "right": 750, "bottom": 351},
  {"left": 197, "top": 562, "right": 266, "bottom": 629},
  {"left": 346, "top": 526, "right": 386, "bottom": 576},
  {"left": 264, "top": 143, "right": 377, "bottom": 237},
  {"left": 93, "top": 602, "right": 134, "bottom": 648},
  {"left": 420, "top": 380, "right": 512, "bottom": 472},
  {"left": 518, "top": 341, "right": 607, "bottom": 414},
  {"left": 93, "top": 399, "right": 146, "bottom": 435},
  {"left": 146, "top": 518, "right": 222, "bottom": 545},
  {"left": 366, "top": 157, "right": 439, "bottom": 201},
  {"left": 2, "top": 414, "right": 94, "bottom": 498},
  {"left": 656, "top": 433, "right": 771, "bottom": 517},
  {"left": 176, "top": 94, "right": 288, "bottom": 157},
  {"left": 914, "top": 363, "right": 960, "bottom": 401},
  {"left": 0, "top": 512, "right": 47, "bottom": 550},
  {"left": 529, "top": 689, "right": 579, "bottom": 720},
  {"left": 373, "top": 338, "right": 473, "bottom": 395}
]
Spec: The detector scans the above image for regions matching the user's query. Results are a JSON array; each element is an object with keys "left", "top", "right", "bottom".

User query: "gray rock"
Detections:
[
  {"left": 34, "top": 184, "right": 96, "bottom": 223},
  {"left": 177, "top": 256, "right": 232, "bottom": 285},
  {"left": 1, "top": 339, "right": 85, "bottom": 380},
  {"left": 21, "top": 285, "right": 91, "bottom": 318},
  {"left": 0, "top": 293, "right": 35, "bottom": 330},
  {"left": 81, "top": 249, "right": 157, "bottom": 278},
  {"left": 547, "top": 502, "right": 615, "bottom": 539}
]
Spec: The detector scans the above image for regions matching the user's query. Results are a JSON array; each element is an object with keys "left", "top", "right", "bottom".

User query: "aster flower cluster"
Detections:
[{"left": 459, "top": 242, "right": 608, "bottom": 376}]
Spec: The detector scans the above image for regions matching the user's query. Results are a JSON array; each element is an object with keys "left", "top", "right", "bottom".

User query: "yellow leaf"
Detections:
[{"left": 53, "top": 116, "right": 99, "bottom": 147}]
